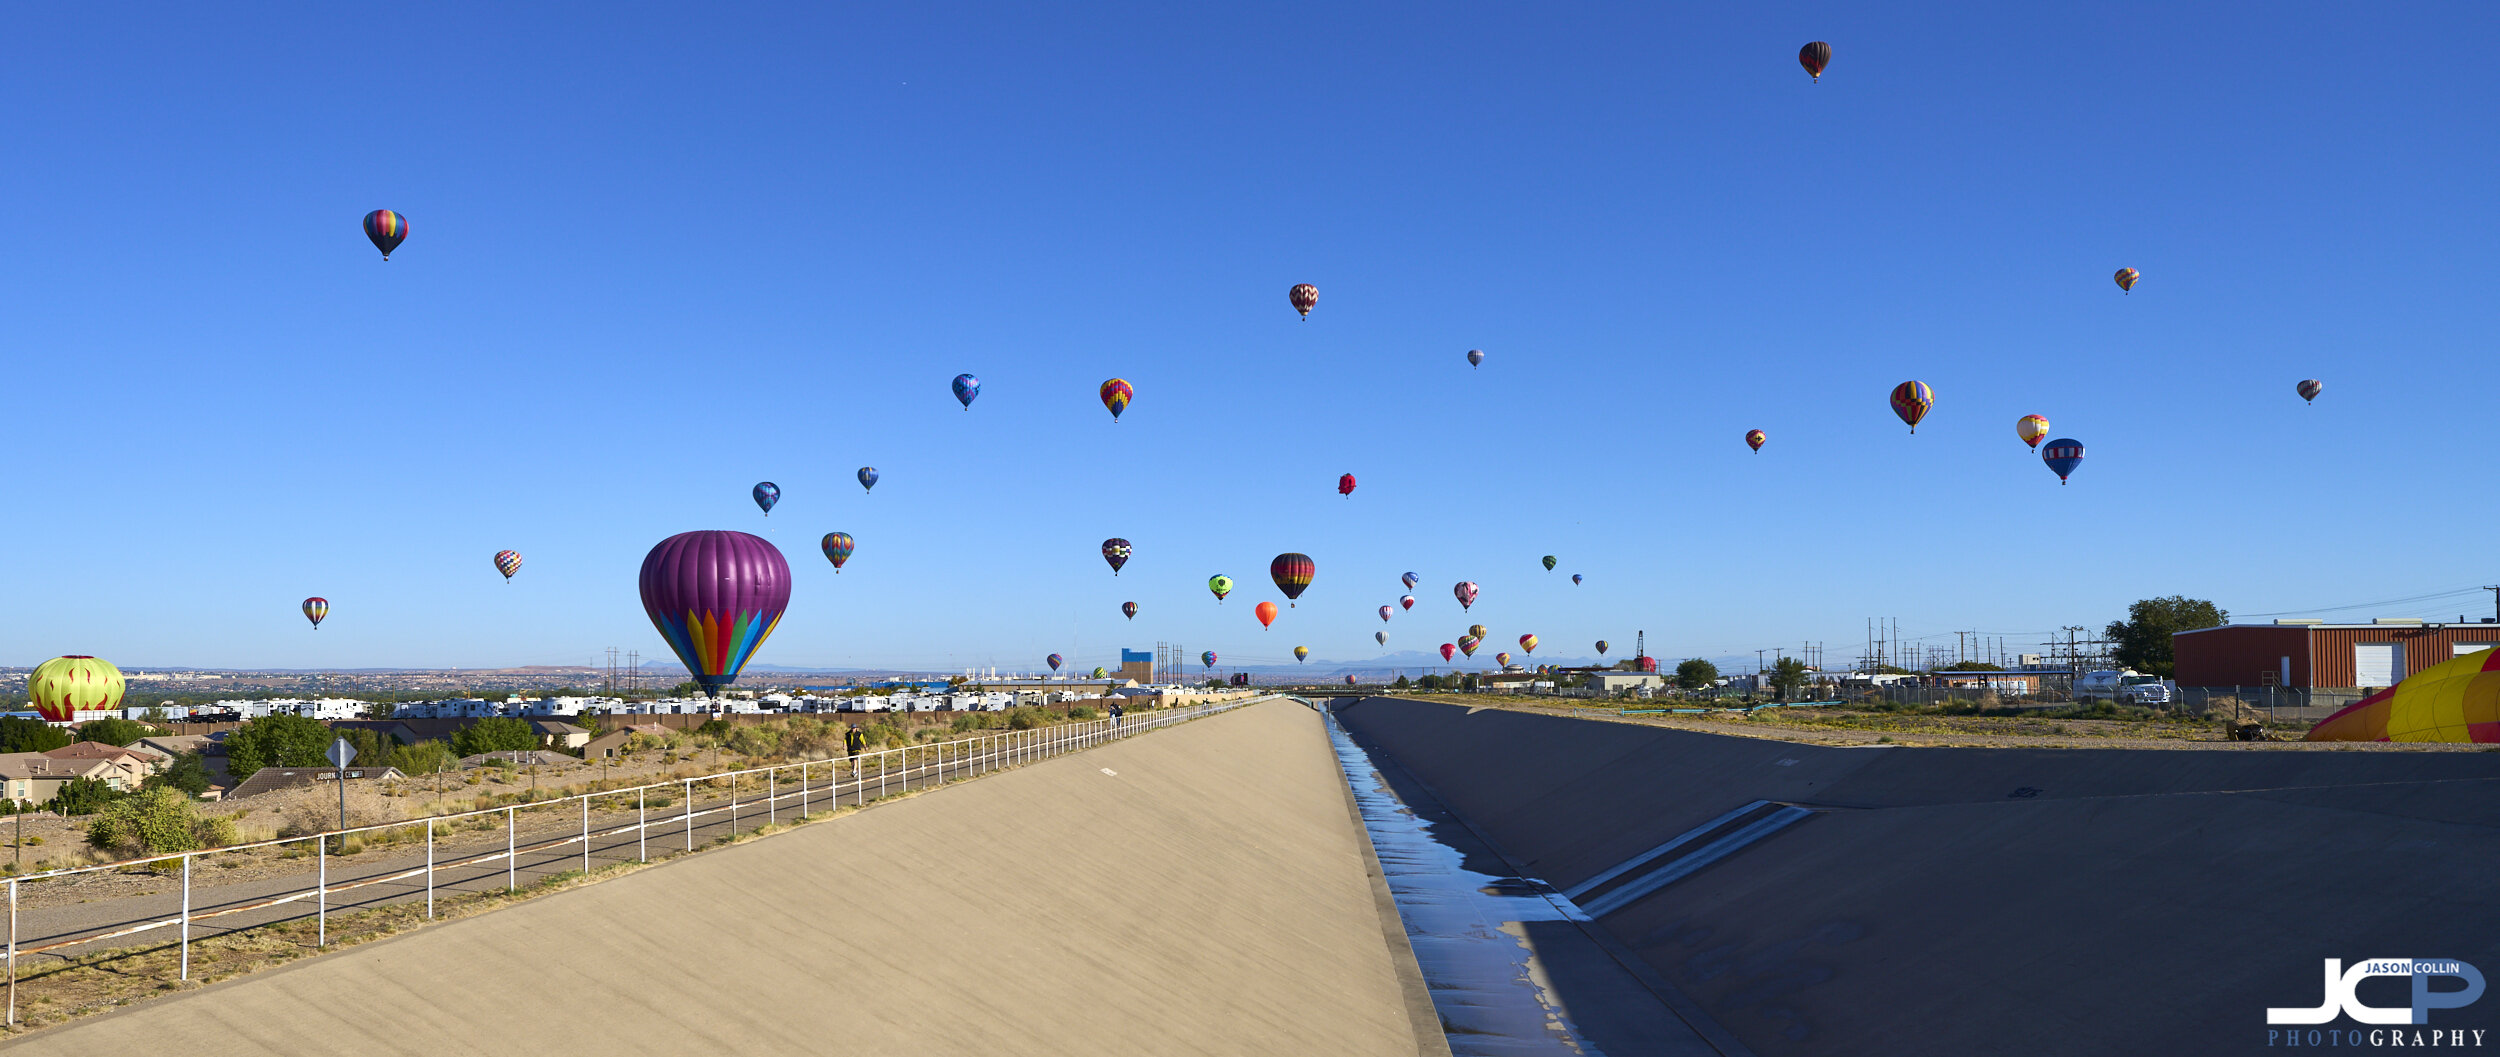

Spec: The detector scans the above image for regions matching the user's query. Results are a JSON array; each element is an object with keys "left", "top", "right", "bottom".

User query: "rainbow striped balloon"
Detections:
[
  {"left": 302, "top": 597, "right": 328, "bottom": 629},
  {"left": 638, "top": 530, "right": 791, "bottom": 696},
  {"left": 363, "top": 209, "right": 408, "bottom": 260},
  {"left": 494, "top": 550, "right": 523, "bottom": 581},
  {"left": 1890, "top": 381, "right": 1934, "bottom": 433}
]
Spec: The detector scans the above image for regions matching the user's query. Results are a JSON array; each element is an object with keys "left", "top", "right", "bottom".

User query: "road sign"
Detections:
[{"left": 327, "top": 737, "right": 357, "bottom": 769}]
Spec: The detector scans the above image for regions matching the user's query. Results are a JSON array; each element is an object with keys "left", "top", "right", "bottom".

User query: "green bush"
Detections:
[
  {"left": 0, "top": 717, "right": 72, "bottom": 755},
  {"left": 451, "top": 717, "right": 538, "bottom": 757},
  {"left": 53, "top": 776, "right": 126, "bottom": 816},
  {"left": 726, "top": 725, "right": 783, "bottom": 756},
  {"left": 695, "top": 719, "right": 733, "bottom": 739},
  {"left": 143, "top": 751, "right": 214, "bottom": 797},
  {"left": 227, "top": 713, "right": 332, "bottom": 779},
  {"left": 1065, "top": 706, "right": 1097, "bottom": 721},
  {"left": 86, "top": 787, "right": 228, "bottom": 857},
  {"left": 391, "top": 740, "right": 456, "bottom": 776}
]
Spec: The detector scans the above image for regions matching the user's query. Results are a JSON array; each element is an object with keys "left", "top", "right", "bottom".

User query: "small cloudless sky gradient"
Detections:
[{"left": 4, "top": 3, "right": 2495, "bottom": 674}]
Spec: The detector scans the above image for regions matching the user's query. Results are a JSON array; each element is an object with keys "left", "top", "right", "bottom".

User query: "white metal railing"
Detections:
[{"left": 2, "top": 696, "right": 1266, "bottom": 1023}]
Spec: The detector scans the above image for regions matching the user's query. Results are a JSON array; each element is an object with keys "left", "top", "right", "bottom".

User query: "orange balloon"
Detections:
[{"left": 1254, "top": 600, "right": 1279, "bottom": 629}]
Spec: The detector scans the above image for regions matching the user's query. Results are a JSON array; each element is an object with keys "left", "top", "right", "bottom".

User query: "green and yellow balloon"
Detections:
[
  {"left": 29, "top": 655, "right": 125, "bottom": 723},
  {"left": 1091, "top": 666, "right": 1109, "bottom": 679},
  {"left": 1208, "top": 574, "right": 1233, "bottom": 602}
]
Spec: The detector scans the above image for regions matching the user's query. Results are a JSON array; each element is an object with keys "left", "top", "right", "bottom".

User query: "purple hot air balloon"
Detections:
[
  {"left": 638, "top": 530, "right": 792, "bottom": 697},
  {"left": 1047, "top": 653, "right": 1063, "bottom": 672}
]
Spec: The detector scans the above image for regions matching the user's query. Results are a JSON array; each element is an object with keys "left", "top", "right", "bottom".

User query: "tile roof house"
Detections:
[
  {"left": 0, "top": 752, "right": 120, "bottom": 806},
  {"left": 43, "top": 742, "right": 166, "bottom": 789},
  {"left": 223, "top": 764, "right": 408, "bottom": 801}
]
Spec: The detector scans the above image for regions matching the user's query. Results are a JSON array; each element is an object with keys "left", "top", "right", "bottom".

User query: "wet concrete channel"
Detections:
[{"left": 1324, "top": 706, "right": 1740, "bottom": 1057}]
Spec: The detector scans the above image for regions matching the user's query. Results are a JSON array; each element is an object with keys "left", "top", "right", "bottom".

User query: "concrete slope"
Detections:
[
  {"left": 17, "top": 700, "right": 1428, "bottom": 1057},
  {"left": 1333, "top": 696, "right": 2500, "bottom": 1056}
]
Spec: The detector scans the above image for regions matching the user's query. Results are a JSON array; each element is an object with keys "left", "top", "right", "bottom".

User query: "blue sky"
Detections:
[{"left": 5, "top": 3, "right": 2496, "bottom": 675}]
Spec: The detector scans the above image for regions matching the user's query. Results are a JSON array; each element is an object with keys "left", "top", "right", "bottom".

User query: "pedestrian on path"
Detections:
[{"left": 846, "top": 724, "right": 867, "bottom": 759}]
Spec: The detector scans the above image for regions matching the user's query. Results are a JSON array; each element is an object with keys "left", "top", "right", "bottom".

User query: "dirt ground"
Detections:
[{"left": 1397, "top": 694, "right": 2500, "bottom": 752}]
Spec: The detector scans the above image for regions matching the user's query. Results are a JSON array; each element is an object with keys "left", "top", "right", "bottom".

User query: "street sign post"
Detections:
[{"left": 327, "top": 738, "right": 356, "bottom": 838}]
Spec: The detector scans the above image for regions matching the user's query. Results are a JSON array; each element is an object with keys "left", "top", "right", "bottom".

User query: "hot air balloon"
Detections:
[
  {"left": 1469, "top": 624, "right": 1488, "bottom": 642},
  {"left": 638, "top": 530, "right": 792, "bottom": 696},
  {"left": 1047, "top": 653, "right": 1063, "bottom": 672},
  {"left": 2298, "top": 379, "right": 2324, "bottom": 404},
  {"left": 303, "top": 597, "right": 328, "bottom": 629},
  {"left": 28, "top": 656, "right": 124, "bottom": 723},
  {"left": 858, "top": 467, "right": 879, "bottom": 493},
  {"left": 1121, "top": 601, "right": 1138, "bottom": 620},
  {"left": 2114, "top": 268, "right": 2139, "bottom": 294},
  {"left": 1746, "top": 429, "right": 1766, "bottom": 453},
  {"left": 1294, "top": 646, "right": 1310, "bottom": 663},
  {"left": 1440, "top": 643, "right": 1457, "bottom": 662},
  {"left": 1289, "top": 283, "right": 1317, "bottom": 319},
  {"left": 2017, "top": 415, "right": 2050, "bottom": 451},
  {"left": 1338, "top": 473, "right": 1357, "bottom": 497},
  {"left": 1542, "top": 555, "right": 1557, "bottom": 572},
  {"left": 1376, "top": 631, "right": 1388, "bottom": 646},
  {"left": 1399, "top": 595, "right": 1415, "bottom": 611},
  {"left": 493, "top": 550, "right": 523, "bottom": 582},
  {"left": 1454, "top": 581, "right": 1479, "bottom": 610},
  {"left": 1208, "top": 575, "right": 1233, "bottom": 602},
  {"left": 1496, "top": 651, "right": 1513, "bottom": 667},
  {"left": 1467, "top": 349, "right": 1485, "bottom": 369},
  {"left": 951, "top": 373, "right": 981, "bottom": 409},
  {"left": 1596, "top": 640, "right": 1609, "bottom": 656},
  {"left": 753, "top": 482, "right": 780, "bottom": 516},
  {"left": 1890, "top": 381, "right": 1934, "bottom": 433},
  {"left": 2306, "top": 647, "right": 2500, "bottom": 742},
  {"left": 1799, "top": 41, "right": 1831, "bottom": 81},
  {"left": 362, "top": 209, "right": 408, "bottom": 260},
  {"left": 1100, "top": 378, "right": 1133, "bottom": 422},
  {"left": 1518, "top": 634, "right": 1539, "bottom": 654},
  {"left": 1202, "top": 650, "right": 1218, "bottom": 670},
  {"left": 1101, "top": 538, "right": 1131, "bottom": 575},
  {"left": 1092, "top": 667, "right": 1108, "bottom": 679},
  {"left": 1458, "top": 636, "right": 1480, "bottom": 657},
  {"left": 1572, "top": 574, "right": 1582, "bottom": 585},
  {"left": 1402, "top": 571, "right": 1419, "bottom": 591},
  {"left": 1255, "top": 601, "right": 1279, "bottom": 629},
  {"left": 821, "top": 532, "right": 854, "bottom": 571},
  {"left": 2042, "top": 438, "right": 2085, "bottom": 485},
  {"left": 1378, "top": 606, "right": 1394, "bottom": 622},
  {"left": 1344, "top": 674, "right": 1358, "bottom": 685},
  {"left": 1270, "top": 553, "right": 1315, "bottom": 607}
]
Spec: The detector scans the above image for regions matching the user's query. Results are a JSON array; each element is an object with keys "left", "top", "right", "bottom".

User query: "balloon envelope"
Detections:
[
  {"left": 1101, "top": 538, "right": 1131, "bottom": 575},
  {"left": 1572, "top": 574, "right": 1582, "bottom": 585},
  {"left": 1496, "top": 652, "right": 1513, "bottom": 667},
  {"left": 1255, "top": 601, "right": 1279, "bottom": 628},
  {"left": 1288, "top": 283, "right": 1317, "bottom": 318},
  {"left": 1121, "top": 601, "right": 1138, "bottom": 620},
  {"left": 1294, "top": 646, "right": 1309, "bottom": 663},
  {"left": 28, "top": 655, "right": 124, "bottom": 723},
  {"left": 1376, "top": 631, "right": 1388, "bottom": 646},
  {"left": 1519, "top": 634, "right": 1539, "bottom": 653},
  {"left": 1208, "top": 575, "right": 1232, "bottom": 601},
  {"left": 362, "top": 209, "right": 408, "bottom": 259},
  {"left": 1378, "top": 606, "right": 1394, "bottom": 622},
  {"left": 1338, "top": 473, "right": 1357, "bottom": 497},
  {"left": 857, "top": 467, "right": 879, "bottom": 493},
  {"left": 2017, "top": 415, "right": 2050, "bottom": 450},
  {"left": 303, "top": 597, "right": 327, "bottom": 628},
  {"left": 1100, "top": 378, "right": 1133, "bottom": 421},
  {"left": 1595, "top": 640, "right": 1609, "bottom": 655},
  {"left": 821, "top": 532, "right": 854, "bottom": 571},
  {"left": 752, "top": 482, "right": 779, "bottom": 515},
  {"left": 494, "top": 550, "right": 523, "bottom": 581},
  {"left": 1745, "top": 429, "right": 1766, "bottom": 452},
  {"left": 2298, "top": 379, "right": 2324, "bottom": 403},
  {"left": 1469, "top": 624, "right": 1489, "bottom": 642},
  {"left": 1046, "top": 653, "right": 1063, "bottom": 671},
  {"left": 1454, "top": 581, "right": 1480, "bottom": 610},
  {"left": 2308, "top": 648, "right": 2500, "bottom": 742},
  {"left": 1542, "top": 555, "right": 1557, "bottom": 572},
  {"left": 1799, "top": 41, "right": 1831, "bottom": 80},
  {"left": 1092, "top": 667, "right": 1108, "bottom": 679},
  {"left": 1270, "top": 553, "right": 1315, "bottom": 603},
  {"left": 2042, "top": 438, "right": 2085, "bottom": 483},
  {"left": 1401, "top": 571, "right": 1419, "bottom": 590},
  {"left": 2114, "top": 267, "right": 2139, "bottom": 293},
  {"left": 1440, "top": 643, "right": 1457, "bottom": 662},
  {"left": 1399, "top": 594, "right": 1415, "bottom": 610},
  {"left": 1890, "top": 381, "right": 1934, "bottom": 433},
  {"left": 1466, "top": 349, "right": 1484, "bottom": 368},
  {"left": 1459, "top": 636, "right": 1480, "bottom": 657},
  {"left": 1201, "top": 650, "right": 1218, "bottom": 669},
  {"left": 951, "top": 373, "right": 981, "bottom": 408},
  {"left": 638, "top": 530, "right": 792, "bottom": 696}
]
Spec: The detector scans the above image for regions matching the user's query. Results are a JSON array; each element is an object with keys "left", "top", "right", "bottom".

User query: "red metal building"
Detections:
[{"left": 2172, "top": 619, "right": 2500, "bottom": 691}]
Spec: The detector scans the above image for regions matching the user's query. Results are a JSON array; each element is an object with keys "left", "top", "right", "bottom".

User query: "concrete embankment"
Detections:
[
  {"left": 14, "top": 700, "right": 1434, "bottom": 1057},
  {"left": 1331, "top": 696, "right": 2500, "bottom": 1056}
]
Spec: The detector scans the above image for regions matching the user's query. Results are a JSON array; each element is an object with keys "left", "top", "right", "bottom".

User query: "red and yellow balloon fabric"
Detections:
[
  {"left": 1798, "top": 41, "right": 1831, "bottom": 81},
  {"left": 1270, "top": 553, "right": 1315, "bottom": 605},
  {"left": 1890, "top": 381, "right": 1934, "bottom": 433},
  {"left": 2307, "top": 648, "right": 2500, "bottom": 742},
  {"left": 2017, "top": 415, "right": 2050, "bottom": 451},
  {"left": 1100, "top": 378, "right": 1133, "bottom": 422},
  {"left": 28, "top": 655, "right": 125, "bottom": 723},
  {"left": 1518, "top": 634, "right": 1538, "bottom": 654},
  {"left": 494, "top": 550, "right": 524, "bottom": 581},
  {"left": 1745, "top": 429, "right": 1766, "bottom": 452},
  {"left": 2114, "top": 267, "right": 2139, "bottom": 293}
]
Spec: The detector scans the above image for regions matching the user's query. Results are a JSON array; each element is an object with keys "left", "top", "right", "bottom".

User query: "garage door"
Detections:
[
  {"left": 2456, "top": 643, "right": 2496, "bottom": 658},
  {"left": 2354, "top": 642, "right": 2403, "bottom": 687}
]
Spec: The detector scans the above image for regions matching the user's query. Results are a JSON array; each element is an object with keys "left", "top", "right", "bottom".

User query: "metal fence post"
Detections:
[
  {"left": 683, "top": 778, "right": 693, "bottom": 851},
  {"left": 799, "top": 760, "right": 808, "bottom": 818},
  {"left": 181, "top": 852, "right": 192, "bottom": 980},
  {"left": 581, "top": 795, "right": 591, "bottom": 874},
  {"left": 506, "top": 805, "right": 516, "bottom": 893},
  {"left": 638, "top": 786, "right": 648, "bottom": 863},
  {"left": 936, "top": 742, "right": 944, "bottom": 787},
  {"left": 730, "top": 772, "right": 739, "bottom": 834},
  {"left": 7, "top": 877, "right": 15, "bottom": 1026},
  {"left": 317, "top": 839, "right": 327, "bottom": 947},
  {"left": 769, "top": 768, "right": 777, "bottom": 827},
  {"left": 426, "top": 819, "right": 435, "bottom": 919},
  {"left": 879, "top": 749, "right": 888, "bottom": 799}
]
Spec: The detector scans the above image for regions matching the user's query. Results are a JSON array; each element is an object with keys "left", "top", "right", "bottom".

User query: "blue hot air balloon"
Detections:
[
  {"left": 952, "top": 374, "right": 981, "bottom": 409},
  {"left": 857, "top": 467, "right": 878, "bottom": 494},
  {"left": 2042, "top": 438, "right": 2085, "bottom": 485},
  {"left": 752, "top": 482, "right": 780, "bottom": 515}
]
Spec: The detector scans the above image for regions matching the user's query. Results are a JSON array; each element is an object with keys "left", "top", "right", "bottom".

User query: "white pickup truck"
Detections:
[{"left": 2075, "top": 669, "right": 2173, "bottom": 705}]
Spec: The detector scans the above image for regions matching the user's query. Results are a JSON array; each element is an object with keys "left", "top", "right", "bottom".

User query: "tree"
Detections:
[
  {"left": 1675, "top": 659, "right": 1720, "bottom": 693},
  {"left": 2105, "top": 596, "right": 2229, "bottom": 678},
  {"left": 1768, "top": 657, "right": 1813, "bottom": 701},
  {"left": 1391, "top": 674, "right": 1410, "bottom": 689},
  {"left": 451, "top": 717, "right": 539, "bottom": 757},
  {"left": 143, "top": 752, "right": 213, "bottom": 797},
  {"left": 1939, "top": 661, "right": 2004, "bottom": 672},
  {"left": 0, "top": 717, "right": 71, "bottom": 754},
  {"left": 670, "top": 681, "right": 704, "bottom": 699},
  {"left": 87, "top": 787, "right": 235, "bottom": 857},
  {"left": 53, "top": 776, "right": 125, "bottom": 816},
  {"left": 334, "top": 727, "right": 399, "bottom": 771},
  {"left": 226, "top": 713, "right": 331, "bottom": 780},
  {"left": 391, "top": 740, "right": 456, "bottom": 777}
]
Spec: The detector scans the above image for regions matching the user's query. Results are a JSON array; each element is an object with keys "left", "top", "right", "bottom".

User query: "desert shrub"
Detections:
[
  {"left": 726, "top": 725, "right": 782, "bottom": 757},
  {"left": 86, "top": 787, "right": 226, "bottom": 857},
  {"left": 392, "top": 740, "right": 456, "bottom": 776},
  {"left": 1066, "top": 706, "right": 1097, "bottom": 721},
  {"left": 1004, "top": 707, "right": 1045, "bottom": 730}
]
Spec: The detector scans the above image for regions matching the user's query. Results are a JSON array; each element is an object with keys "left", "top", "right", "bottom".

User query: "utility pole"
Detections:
[{"left": 2485, "top": 586, "right": 2500, "bottom": 624}]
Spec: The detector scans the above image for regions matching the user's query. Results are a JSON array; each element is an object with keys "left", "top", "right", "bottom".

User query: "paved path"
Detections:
[{"left": 11, "top": 700, "right": 1429, "bottom": 1056}]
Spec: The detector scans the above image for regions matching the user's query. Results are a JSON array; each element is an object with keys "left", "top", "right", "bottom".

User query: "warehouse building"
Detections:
[{"left": 2172, "top": 618, "right": 2500, "bottom": 692}]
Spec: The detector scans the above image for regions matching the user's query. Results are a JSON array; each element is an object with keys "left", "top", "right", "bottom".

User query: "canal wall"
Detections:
[{"left": 1330, "top": 696, "right": 2500, "bottom": 1056}]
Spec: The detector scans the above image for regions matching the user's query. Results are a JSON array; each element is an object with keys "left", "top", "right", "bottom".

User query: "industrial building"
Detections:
[{"left": 2171, "top": 618, "right": 2500, "bottom": 691}]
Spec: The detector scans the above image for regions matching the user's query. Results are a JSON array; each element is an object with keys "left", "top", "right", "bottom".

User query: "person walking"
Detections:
[
  {"left": 845, "top": 723, "right": 867, "bottom": 759},
  {"left": 1109, "top": 701, "right": 1124, "bottom": 729}
]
